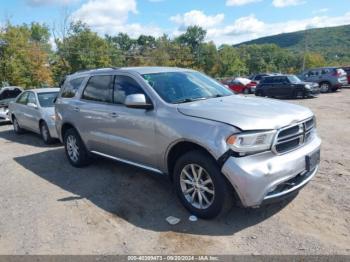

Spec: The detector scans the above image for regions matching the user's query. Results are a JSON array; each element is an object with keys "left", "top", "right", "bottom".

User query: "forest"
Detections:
[{"left": 0, "top": 21, "right": 343, "bottom": 88}]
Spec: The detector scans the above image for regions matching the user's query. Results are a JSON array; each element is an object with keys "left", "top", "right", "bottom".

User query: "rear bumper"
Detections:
[
  {"left": 47, "top": 120, "right": 59, "bottom": 138},
  {"left": 0, "top": 108, "right": 10, "bottom": 121},
  {"left": 221, "top": 133, "right": 321, "bottom": 207}
]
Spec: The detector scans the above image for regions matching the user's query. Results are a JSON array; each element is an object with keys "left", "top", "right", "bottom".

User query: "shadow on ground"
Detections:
[
  {"left": 14, "top": 147, "right": 296, "bottom": 236},
  {"left": 0, "top": 125, "right": 61, "bottom": 147}
]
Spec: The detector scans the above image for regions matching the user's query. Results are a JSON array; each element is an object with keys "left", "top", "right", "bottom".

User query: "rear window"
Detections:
[
  {"left": 0, "top": 88, "right": 22, "bottom": 100},
  {"left": 37, "top": 92, "right": 59, "bottom": 107},
  {"left": 61, "top": 77, "right": 85, "bottom": 98}
]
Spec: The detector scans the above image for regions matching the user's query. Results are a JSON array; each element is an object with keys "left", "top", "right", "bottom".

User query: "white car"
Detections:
[{"left": 9, "top": 88, "right": 60, "bottom": 144}]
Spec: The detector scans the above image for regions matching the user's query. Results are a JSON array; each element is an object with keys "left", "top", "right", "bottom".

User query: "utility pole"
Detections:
[{"left": 302, "top": 28, "right": 308, "bottom": 72}]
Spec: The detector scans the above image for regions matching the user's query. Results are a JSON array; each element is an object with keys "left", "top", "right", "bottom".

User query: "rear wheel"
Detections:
[
  {"left": 173, "top": 150, "right": 233, "bottom": 219},
  {"left": 13, "top": 116, "right": 24, "bottom": 134},
  {"left": 63, "top": 128, "right": 90, "bottom": 167},
  {"left": 40, "top": 122, "right": 54, "bottom": 144},
  {"left": 320, "top": 82, "right": 331, "bottom": 93},
  {"left": 295, "top": 90, "right": 304, "bottom": 99},
  {"left": 255, "top": 90, "right": 264, "bottom": 97}
]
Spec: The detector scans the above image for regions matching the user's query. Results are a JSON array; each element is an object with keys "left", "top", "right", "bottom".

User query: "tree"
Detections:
[
  {"left": 0, "top": 22, "right": 53, "bottom": 88},
  {"left": 54, "top": 21, "right": 123, "bottom": 77}
]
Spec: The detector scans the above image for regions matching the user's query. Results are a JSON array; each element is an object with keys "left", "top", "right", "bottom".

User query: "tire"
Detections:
[
  {"left": 319, "top": 82, "right": 331, "bottom": 93},
  {"left": 40, "top": 121, "right": 54, "bottom": 144},
  {"left": 173, "top": 150, "right": 233, "bottom": 219},
  {"left": 63, "top": 128, "right": 90, "bottom": 167},
  {"left": 255, "top": 90, "right": 264, "bottom": 97},
  {"left": 13, "top": 116, "right": 24, "bottom": 134},
  {"left": 295, "top": 90, "right": 304, "bottom": 99}
]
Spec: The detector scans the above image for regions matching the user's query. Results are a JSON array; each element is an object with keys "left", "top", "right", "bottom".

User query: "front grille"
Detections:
[{"left": 273, "top": 117, "right": 315, "bottom": 154}]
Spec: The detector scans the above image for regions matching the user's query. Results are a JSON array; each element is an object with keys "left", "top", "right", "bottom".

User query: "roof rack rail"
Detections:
[{"left": 73, "top": 67, "right": 121, "bottom": 74}]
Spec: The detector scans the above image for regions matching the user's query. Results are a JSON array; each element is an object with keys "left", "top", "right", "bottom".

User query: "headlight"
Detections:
[
  {"left": 305, "top": 84, "right": 311, "bottom": 89},
  {"left": 226, "top": 130, "right": 277, "bottom": 154}
]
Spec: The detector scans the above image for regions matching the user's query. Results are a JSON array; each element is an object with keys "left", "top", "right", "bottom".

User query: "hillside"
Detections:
[{"left": 236, "top": 24, "right": 350, "bottom": 61}]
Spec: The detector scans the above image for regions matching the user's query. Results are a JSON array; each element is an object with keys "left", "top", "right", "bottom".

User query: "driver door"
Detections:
[{"left": 107, "top": 74, "right": 157, "bottom": 168}]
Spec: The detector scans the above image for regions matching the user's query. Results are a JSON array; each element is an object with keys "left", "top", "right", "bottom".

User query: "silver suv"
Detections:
[
  {"left": 299, "top": 67, "right": 347, "bottom": 92},
  {"left": 55, "top": 67, "right": 321, "bottom": 218}
]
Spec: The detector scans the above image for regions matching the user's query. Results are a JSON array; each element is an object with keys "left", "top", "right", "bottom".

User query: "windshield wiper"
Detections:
[{"left": 173, "top": 97, "right": 207, "bottom": 104}]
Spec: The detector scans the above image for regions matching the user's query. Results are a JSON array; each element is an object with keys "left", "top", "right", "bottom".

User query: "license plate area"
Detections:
[{"left": 306, "top": 150, "right": 320, "bottom": 172}]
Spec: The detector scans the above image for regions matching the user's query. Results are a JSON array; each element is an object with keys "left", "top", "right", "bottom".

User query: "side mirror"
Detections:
[
  {"left": 27, "top": 102, "right": 38, "bottom": 109},
  {"left": 124, "top": 94, "right": 153, "bottom": 110}
]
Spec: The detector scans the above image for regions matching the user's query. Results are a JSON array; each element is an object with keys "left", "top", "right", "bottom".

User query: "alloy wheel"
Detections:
[
  {"left": 66, "top": 135, "right": 79, "bottom": 162},
  {"left": 180, "top": 164, "right": 215, "bottom": 209}
]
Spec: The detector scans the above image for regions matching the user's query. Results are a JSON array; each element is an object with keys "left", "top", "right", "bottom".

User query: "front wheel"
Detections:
[
  {"left": 63, "top": 128, "right": 90, "bottom": 167},
  {"left": 173, "top": 151, "right": 232, "bottom": 219}
]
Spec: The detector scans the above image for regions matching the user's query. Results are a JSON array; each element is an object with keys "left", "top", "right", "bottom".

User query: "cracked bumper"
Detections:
[{"left": 221, "top": 134, "right": 321, "bottom": 207}]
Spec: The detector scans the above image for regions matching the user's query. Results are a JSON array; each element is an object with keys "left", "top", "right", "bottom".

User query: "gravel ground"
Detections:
[{"left": 0, "top": 89, "right": 349, "bottom": 255}]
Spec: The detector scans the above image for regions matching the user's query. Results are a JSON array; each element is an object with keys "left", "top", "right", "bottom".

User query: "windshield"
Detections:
[
  {"left": 37, "top": 92, "right": 58, "bottom": 108},
  {"left": 142, "top": 71, "right": 233, "bottom": 103},
  {"left": 288, "top": 75, "right": 302, "bottom": 84}
]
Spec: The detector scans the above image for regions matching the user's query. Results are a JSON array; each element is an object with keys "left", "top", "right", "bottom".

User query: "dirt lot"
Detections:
[{"left": 0, "top": 89, "right": 349, "bottom": 255}]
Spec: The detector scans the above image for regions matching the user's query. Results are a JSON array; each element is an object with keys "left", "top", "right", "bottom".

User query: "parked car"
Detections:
[
  {"left": 55, "top": 67, "right": 321, "bottom": 218},
  {"left": 255, "top": 75, "right": 320, "bottom": 99},
  {"left": 0, "top": 86, "right": 23, "bottom": 121},
  {"left": 222, "top": 77, "right": 255, "bottom": 94},
  {"left": 341, "top": 66, "right": 350, "bottom": 84},
  {"left": 249, "top": 73, "right": 275, "bottom": 85},
  {"left": 9, "top": 88, "right": 60, "bottom": 144},
  {"left": 299, "top": 67, "right": 347, "bottom": 92}
]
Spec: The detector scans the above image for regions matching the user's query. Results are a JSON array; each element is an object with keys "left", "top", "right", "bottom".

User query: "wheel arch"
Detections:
[{"left": 166, "top": 140, "right": 217, "bottom": 180}]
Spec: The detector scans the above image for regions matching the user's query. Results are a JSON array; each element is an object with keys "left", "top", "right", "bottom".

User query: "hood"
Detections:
[{"left": 177, "top": 95, "right": 313, "bottom": 131}]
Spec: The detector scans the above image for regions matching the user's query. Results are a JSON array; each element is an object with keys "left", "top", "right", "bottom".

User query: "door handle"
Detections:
[
  {"left": 73, "top": 107, "right": 80, "bottom": 112},
  {"left": 109, "top": 112, "right": 119, "bottom": 118}
]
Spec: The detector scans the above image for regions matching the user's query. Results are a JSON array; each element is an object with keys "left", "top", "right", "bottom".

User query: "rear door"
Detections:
[{"left": 77, "top": 74, "right": 116, "bottom": 154}]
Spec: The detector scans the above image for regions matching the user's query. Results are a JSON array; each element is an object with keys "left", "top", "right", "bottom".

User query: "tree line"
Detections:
[{"left": 0, "top": 21, "right": 337, "bottom": 88}]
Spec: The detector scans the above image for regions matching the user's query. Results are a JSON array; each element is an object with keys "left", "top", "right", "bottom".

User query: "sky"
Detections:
[{"left": 1, "top": 0, "right": 350, "bottom": 45}]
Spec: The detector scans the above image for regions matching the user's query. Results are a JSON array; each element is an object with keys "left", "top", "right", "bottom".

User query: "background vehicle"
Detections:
[
  {"left": 56, "top": 67, "right": 321, "bottom": 219},
  {"left": 9, "top": 88, "right": 60, "bottom": 144},
  {"left": 341, "top": 66, "right": 350, "bottom": 84},
  {"left": 255, "top": 75, "right": 320, "bottom": 98},
  {"left": 249, "top": 73, "right": 274, "bottom": 86},
  {"left": 299, "top": 67, "right": 347, "bottom": 92},
  {"left": 222, "top": 77, "right": 255, "bottom": 94},
  {"left": 0, "top": 86, "right": 23, "bottom": 121}
]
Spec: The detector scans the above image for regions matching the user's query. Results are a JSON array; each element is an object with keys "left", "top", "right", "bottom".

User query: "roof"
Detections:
[
  {"left": 0, "top": 86, "right": 23, "bottom": 91},
  {"left": 71, "top": 66, "right": 193, "bottom": 77},
  {"left": 27, "top": 88, "right": 60, "bottom": 93}
]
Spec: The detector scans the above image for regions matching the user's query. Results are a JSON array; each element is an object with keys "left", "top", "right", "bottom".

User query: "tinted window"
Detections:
[
  {"left": 37, "top": 92, "right": 59, "bottom": 108},
  {"left": 61, "top": 77, "right": 85, "bottom": 98},
  {"left": 27, "top": 92, "right": 37, "bottom": 105},
  {"left": 114, "top": 76, "right": 146, "bottom": 104},
  {"left": 17, "top": 92, "right": 28, "bottom": 104},
  {"left": 82, "top": 75, "right": 113, "bottom": 103}
]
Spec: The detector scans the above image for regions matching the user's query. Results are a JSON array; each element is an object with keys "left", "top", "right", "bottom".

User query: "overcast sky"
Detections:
[{"left": 2, "top": 0, "right": 350, "bottom": 45}]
